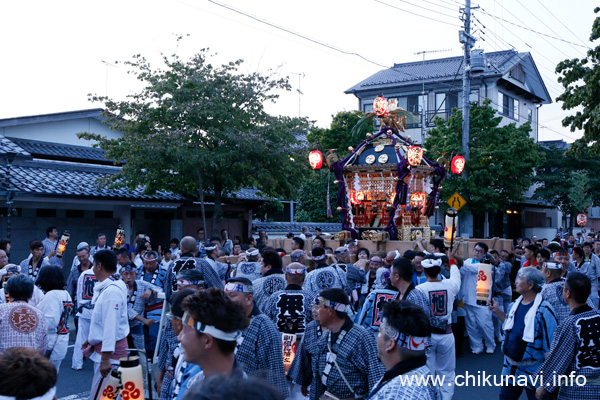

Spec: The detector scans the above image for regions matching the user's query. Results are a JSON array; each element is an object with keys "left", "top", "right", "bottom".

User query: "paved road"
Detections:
[{"left": 57, "top": 337, "right": 522, "bottom": 400}]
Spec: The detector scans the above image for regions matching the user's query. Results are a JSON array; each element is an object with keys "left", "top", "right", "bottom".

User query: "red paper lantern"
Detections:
[
  {"left": 451, "top": 155, "right": 465, "bottom": 174},
  {"left": 410, "top": 192, "right": 427, "bottom": 209},
  {"left": 577, "top": 213, "right": 587, "bottom": 227},
  {"left": 407, "top": 146, "right": 423, "bottom": 166},
  {"left": 350, "top": 191, "right": 364, "bottom": 205},
  {"left": 309, "top": 150, "right": 323, "bottom": 169}
]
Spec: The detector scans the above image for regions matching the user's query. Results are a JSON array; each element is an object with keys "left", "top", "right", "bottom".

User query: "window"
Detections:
[
  {"left": 66, "top": 209, "right": 85, "bottom": 218},
  {"left": 510, "top": 64, "right": 526, "bottom": 83},
  {"left": 36, "top": 209, "right": 56, "bottom": 218},
  {"left": 527, "top": 109, "right": 533, "bottom": 122},
  {"left": 498, "top": 92, "right": 520, "bottom": 120},
  {"left": 95, "top": 210, "right": 113, "bottom": 219}
]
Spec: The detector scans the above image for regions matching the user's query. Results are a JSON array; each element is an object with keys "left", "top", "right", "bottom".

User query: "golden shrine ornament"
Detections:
[
  {"left": 407, "top": 146, "right": 424, "bottom": 166},
  {"left": 378, "top": 154, "right": 389, "bottom": 164},
  {"left": 373, "top": 96, "right": 388, "bottom": 116},
  {"left": 366, "top": 155, "right": 376, "bottom": 164},
  {"left": 374, "top": 144, "right": 385, "bottom": 152}
]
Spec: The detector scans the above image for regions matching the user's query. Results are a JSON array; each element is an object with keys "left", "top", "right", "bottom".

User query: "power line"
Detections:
[
  {"left": 420, "top": 0, "right": 459, "bottom": 12},
  {"left": 374, "top": 0, "right": 461, "bottom": 27},
  {"left": 533, "top": 0, "right": 590, "bottom": 48},
  {"left": 393, "top": 0, "right": 458, "bottom": 20},
  {"left": 479, "top": 7, "right": 591, "bottom": 50}
]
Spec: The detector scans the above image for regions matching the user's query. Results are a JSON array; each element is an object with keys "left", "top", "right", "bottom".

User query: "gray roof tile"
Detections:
[
  {"left": 0, "top": 135, "right": 31, "bottom": 158},
  {"left": 9, "top": 138, "right": 110, "bottom": 163}
]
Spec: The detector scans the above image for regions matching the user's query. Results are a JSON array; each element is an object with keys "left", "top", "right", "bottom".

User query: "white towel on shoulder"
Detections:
[{"left": 502, "top": 292, "right": 542, "bottom": 343}]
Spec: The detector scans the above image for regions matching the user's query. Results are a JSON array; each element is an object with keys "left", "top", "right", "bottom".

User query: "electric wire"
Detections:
[
  {"left": 374, "top": 0, "right": 461, "bottom": 27},
  {"left": 533, "top": 0, "right": 590, "bottom": 48}
]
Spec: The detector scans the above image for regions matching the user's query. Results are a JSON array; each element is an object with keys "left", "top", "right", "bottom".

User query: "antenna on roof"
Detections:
[
  {"left": 291, "top": 72, "right": 305, "bottom": 118},
  {"left": 101, "top": 60, "right": 117, "bottom": 98},
  {"left": 413, "top": 50, "right": 452, "bottom": 144}
]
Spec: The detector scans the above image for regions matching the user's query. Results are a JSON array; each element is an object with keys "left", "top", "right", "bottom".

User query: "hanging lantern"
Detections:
[
  {"left": 56, "top": 231, "right": 70, "bottom": 258},
  {"left": 389, "top": 191, "right": 397, "bottom": 205},
  {"left": 373, "top": 96, "right": 389, "bottom": 116},
  {"left": 577, "top": 213, "right": 587, "bottom": 227},
  {"left": 308, "top": 150, "right": 323, "bottom": 169},
  {"left": 282, "top": 333, "right": 297, "bottom": 374},
  {"left": 409, "top": 192, "right": 427, "bottom": 209},
  {"left": 451, "top": 155, "right": 465, "bottom": 174},
  {"left": 350, "top": 191, "right": 365, "bottom": 205},
  {"left": 406, "top": 146, "right": 423, "bottom": 166},
  {"left": 443, "top": 208, "right": 458, "bottom": 249}
]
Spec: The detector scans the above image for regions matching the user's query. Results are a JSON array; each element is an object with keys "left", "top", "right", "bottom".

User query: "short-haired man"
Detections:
[
  {"left": 303, "top": 247, "right": 347, "bottom": 299},
  {"left": 552, "top": 248, "right": 571, "bottom": 278},
  {"left": 388, "top": 257, "right": 430, "bottom": 318},
  {"left": 71, "top": 252, "right": 98, "bottom": 370},
  {"left": 225, "top": 278, "right": 289, "bottom": 397},
  {"left": 289, "top": 249, "right": 307, "bottom": 266},
  {"left": 460, "top": 242, "right": 496, "bottom": 354},
  {"left": 177, "top": 288, "right": 249, "bottom": 396},
  {"left": 90, "top": 233, "right": 110, "bottom": 257},
  {"left": 164, "top": 236, "right": 223, "bottom": 301},
  {"left": 417, "top": 256, "right": 461, "bottom": 400},
  {"left": 0, "top": 249, "right": 8, "bottom": 270},
  {"left": 264, "top": 262, "right": 314, "bottom": 336},
  {"left": 313, "top": 288, "right": 385, "bottom": 399},
  {"left": 84, "top": 249, "right": 129, "bottom": 399},
  {"left": 367, "top": 301, "right": 436, "bottom": 400},
  {"left": 251, "top": 250, "right": 287, "bottom": 312},
  {"left": 234, "top": 248, "right": 262, "bottom": 282},
  {"left": 41, "top": 226, "right": 61, "bottom": 267},
  {"left": 541, "top": 261, "right": 575, "bottom": 325},
  {"left": 20, "top": 241, "right": 51, "bottom": 282},
  {"left": 490, "top": 267, "right": 557, "bottom": 400},
  {"left": 333, "top": 246, "right": 366, "bottom": 304},
  {"left": 412, "top": 252, "right": 427, "bottom": 286},
  {"left": 66, "top": 246, "right": 92, "bottom": 309},
  {"left": 0, "top": 274, "right": 48, "bottom": 354},
  {"left": 523, "top": 244, "right": 539, "bottom": 268},
  {"left": 535, "top": 272, "right": 600, "bottom": 400},
  {"left": 491, "top": 249, "right": 513, "bottom": 342},
  {"left": 291, "top": 237, "right": 305, "bottom": 251},
  {"left": 196, "top": 227, "right": 208, "bottom": 258}
]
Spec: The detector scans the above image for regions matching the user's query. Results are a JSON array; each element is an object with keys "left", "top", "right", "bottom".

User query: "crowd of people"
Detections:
[{"left": 0, "top": 226, "right": 598, "bottom": 400}]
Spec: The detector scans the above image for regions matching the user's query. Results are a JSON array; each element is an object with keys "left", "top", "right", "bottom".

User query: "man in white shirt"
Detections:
[
  {"left": 83, "top": 250, "right": 129, "bottom": 400},
  {"left": 90, "top": 234, "right": 111, "bottom": 258}
]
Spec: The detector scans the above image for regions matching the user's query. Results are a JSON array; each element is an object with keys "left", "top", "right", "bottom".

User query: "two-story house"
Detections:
[{"left": 345, "top": 49, "right": 553, "bottom": 239}]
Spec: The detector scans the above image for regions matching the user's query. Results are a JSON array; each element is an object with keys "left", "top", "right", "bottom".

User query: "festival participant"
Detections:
[
  {"left": 489, "top": 267, "right": 558, "bottom": 400},
  {"left": 71, "top": 258, "right": 98, "bottom": 370},
  {"left": 0, "top": 347, "right": 57, "bottom": 400},
  {"left": 522, "top": 244, "right": 539, "bottom": 268},
  {"left": 569, "top": 246, "right": 598, "bottom": 303},
  {"left": 303, "top": 247, "right": 347, "bottom": 299},
  {"left": 360, "top": 256, "right": 385, "bottom": 302},
  {"left": 90, "top": 233, "right": 111, "bottom": 257},
  {"left": 83, "top": 249, "right": 129, "bottom": 400},
  {"left": 37, "top": 266, "right": 73, "bottom": 373},
  {"left": 205, "top": 239, "right": 229, "bottom": 281},
  {"left": 313, "top": 288, "right": 385, "bottom": 399},
  {"left": 176, "top": 288, "right": 249, "bottom": 397},
  {"left": 288, "top": 299, "right": 324, "bottom": 399},
  {"left": 416, "top": 256, "right": 461, "bottom": 400},
  {"left": 234, "top": 248, "right": 262, "bottom": 282},
  {"left": 225, "top": 277, "right": 289, "bottom": 397},
  {"left": 333, "top": 246, "right": 366, "bottom": 303},
  {"left": 251, "top": 250, "right": 287, "bottom": 311},
  {"left": 157, "top": 289, "right": 197, "bottom": 400},
  {"left": 136, "top": 250, "right": 167, "bottom": 358},
  {"left": 461, "top": 242, "right": 496, "bottom": 354},
  {"left": 0, "top": 274, "right": 48, "bottom": 353},
  {"left": 412, "top": 252, "right": 427, "bottom": 286},
  {"left": 164, "top": 236, "right": 223, "bottom": 300},
  {"left": 553, "top": 248, "right": 572, "bottom": 278},
  {"left": 534, "top": 272, "right": 600, "bottom": 400},
  {"left": 121, "top": 261, "right": 162, "bottom": 385},
  {"left": 492, "top": 249, "right": 514, "bottom": 342},
  {"left": 263, "top": 262, "right": 314, "bottom": 336},
  {"left": 66, "top": 246, "right": 92, "bottom": 309},
  {"left": 41, "top": 226, "right": 61, "bottom": 267},
  {"left": 20, "top": 241, "right": 50, "bottom": 282},
  {"left": 389, "top": 257, "right": 430, "bottom": 316},
  {"left": 580, "top": 241, "right": 600, "bottom": 308},
  {"left": 367, "top": 301, "right": 436, "bottom": 400},
  {"left": 291, "top": 237, "right": 305, "bottom": 251}
]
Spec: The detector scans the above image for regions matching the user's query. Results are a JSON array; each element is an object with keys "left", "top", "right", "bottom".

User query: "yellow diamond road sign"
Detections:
[{"left": 447, "top": 192, "right": 467, "bottom": 211}]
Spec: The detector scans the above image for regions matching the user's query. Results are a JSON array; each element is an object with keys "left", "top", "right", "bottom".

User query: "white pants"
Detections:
[
  {"left": 49, "top": 334, "right": 70, "bottom": 374},
  {"left": 426, "top": 333, "right": 455, "bottom": 400},
  {"left": 72, "top": 317, "right": 91, "bottom": 369},
  {"left": 464, "top": 303, "right": 495, "bottom": 353}
]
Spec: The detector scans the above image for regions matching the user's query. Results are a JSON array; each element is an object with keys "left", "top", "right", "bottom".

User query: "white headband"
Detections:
[
  {"left": 312, "top": 253, "right": 326, "bottom": 261},
  {"left": 246, "top": 249, "right": 259, "bottom": 257},
  {"left": 421, "top": 258, "right": 442, "bottom": 268},
  {"left": 381, "top": 319, "right": 427, "bottom": 351},
  {"left": 205, "top": 245, "right": 218, "bottom": 251},
  {"left": 285, "top": 267, "right": 306, "bottom": 274},
  {"left": 0, "top": 387, "right": 56, "bottom": 400},
  {"left": 182, "top": 312, "right": 242, "bottom": 341}
]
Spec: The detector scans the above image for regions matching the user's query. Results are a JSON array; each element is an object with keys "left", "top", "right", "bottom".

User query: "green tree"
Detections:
[
  {"left": 79, "top": 47, "right": 308, "bottom": 236},
  {"left": 534, "top": 144, "right": 600, "bottom": 228},
  {"left": 294, "top": 168, "right": 340, "bottom": 223},
  {"left": 306, "top": 110, "right": 365, "bottom": 157},
  {"left": 425, "top": 100, "right": 543, "bottom": 214},
  {"left": 556, "top": 6, "right": 600, "bottom": 155}
]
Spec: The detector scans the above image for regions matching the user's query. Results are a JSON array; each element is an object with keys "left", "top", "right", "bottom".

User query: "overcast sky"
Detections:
[{"left": 0, "top": 0, "right": 596, "bottom": 142}]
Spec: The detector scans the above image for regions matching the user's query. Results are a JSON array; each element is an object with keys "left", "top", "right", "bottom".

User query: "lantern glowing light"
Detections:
[
  {"left": 577, "top": 213, "right": 587, "bottom": 227},
  {"left": 406, "top": 146, "right": 423, "bottom": 166},
  {"left": 443, "top": 208, "right": 458, "bottom": 250},
  {"left": 409, "top": 192, "right": 427, "bottom": 209},
  {"left": 309, "top": 150, "right": 323, "bottom": 169},
  {"left": 451, "top": 155, "right": 465, "bottom": 174},
  {"left": 350, "top": 191, "right": 365, "bottom": 205},
  {"left": 282, "top": 333, "right": 297, "bottom": 374},
  {"left": 56, "top": 231, "right": 70, "bottom": 258},
  {"left": 373, "top": 96, "right": 389, "bottom": 116}
]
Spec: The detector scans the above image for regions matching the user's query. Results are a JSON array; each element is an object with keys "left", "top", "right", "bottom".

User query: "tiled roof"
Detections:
[
  {"left": 229, "top": 188, "right": 268, "bottom": 201},
  {"left": 345, "top": 50, "right": 517, "bottom": 93},
  {"left": 8, "top": 137, "right": 111, "bottom": 163},
  {"left": 0, "top": 135, "right": 31, "bottom": 158},
  {"left": 252, "top": 221, "right": 342, "bottom": 233},
  {"left": 0, "top": 108, "right": 105, "bottom": 128},
  {"left": 1, "top": 159, "right": 183, "bottom": 201}
]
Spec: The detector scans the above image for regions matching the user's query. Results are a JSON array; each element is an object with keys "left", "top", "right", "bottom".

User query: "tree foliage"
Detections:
[
  {"left": 306, "top": 110, "right": 365, "bottom": 157},
  {"left": 556, "top": 6, "right": 600, "bottom": 155},
  {"left": 79, "top": 46, "right": 308, "bottom": 235},
  {"left": 295, "top": 168, "right": 340, "bottom": 223},
  {"left": 425, "top": 100, "right": 543, "bottom": 214}
]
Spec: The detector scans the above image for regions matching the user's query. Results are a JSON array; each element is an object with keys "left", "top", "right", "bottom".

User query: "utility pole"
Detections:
[
  {"left": 291, "top": 72, "right": 305, "bottom": 118},
  {"left": 459, "top": 0, "right": 475, "bottom": 160}
]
